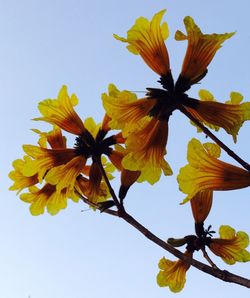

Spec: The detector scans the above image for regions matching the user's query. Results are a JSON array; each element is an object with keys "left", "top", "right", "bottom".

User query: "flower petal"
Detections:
[
  {"left": 175, "top": 16, "right": 234, "bottom": 90},
  {"left": 34, "top": 85, "right": 85, "bottom": 135},
  {"left": 178, "top": 139, "right": 250, "bottom": 203},
  {"left": 114, "top": 10, "right": 170, "bottom": 76},
  {"left": 209, "top": 225, "right": 250, "bottom": 264}
]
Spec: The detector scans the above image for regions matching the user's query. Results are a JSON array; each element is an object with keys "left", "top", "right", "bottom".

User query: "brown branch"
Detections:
[
  {"left": 87, "top": 153, "right": 250, "bottom": 288},
  {"left": 178, "top": 104, "right": 250, "bottom": 172},
  {"left": 77, "top": 177, "right": 250, "bottom": 288},
  {"left": 120, "top": 210, "right": 250, "bottom": 288}
]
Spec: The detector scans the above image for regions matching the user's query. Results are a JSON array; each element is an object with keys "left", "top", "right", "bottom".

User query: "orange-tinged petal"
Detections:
[
  {"left": 23, "top": 145, "right": 77, "bottom": 182},
  {"left": 175, "top": 16, "right": 234, "bottom": 89},
  {"left": 178, "top": 139, "right": 250, "bottom": 203},
  {"left": 45, "top": 155, "right": 86, "bottom": 191},
  {"left": 20, "top": 184, "right": 77, "bottom": 216},
  {"left": 32, "top": 126, "right": 67, "bottom": 149},
  {"left": 102, "top": 84, "right": 156, "bottom": 135},
  {"left": 184, "top": 90, "right": 250, "bottom": 142},
  {"left": 209, "top": 225, "right": 250, "bottom": 264},
  {"left": 122, "top": 118, "right": 172, "bottom": 184},
  {"left": 114, "top": 10, "right": 170, "bottom": 76},
  {"left": 157, "top": 251, "right": 192, "bottom": 293},
  {"left": 119, "top": 169, "right": 141, "bottom": 200},
  {"left": 9, "top": 156, "right": 39, "bottom": 193},
  {"left": 34, "top": 85, "right": 85, "bottom": 135},
  {"left": 190, "top": 190, "right": 213, "bottom": 223},
  {"left": 76, "top": 174, "right": 109, "bottom": 204}
]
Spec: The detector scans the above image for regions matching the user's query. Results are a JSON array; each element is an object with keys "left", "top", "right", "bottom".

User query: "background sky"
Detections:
[{"left": 1, "top": 0, "right": 250, "bottom": 297}]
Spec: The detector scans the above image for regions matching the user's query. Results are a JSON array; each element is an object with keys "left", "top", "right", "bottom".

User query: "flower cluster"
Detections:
[
  {"left": 9, "top": 86, "right": 140, "bottom": 215},
  {"left": 9, "top": 8, "right": 250, "bottom": 294}
]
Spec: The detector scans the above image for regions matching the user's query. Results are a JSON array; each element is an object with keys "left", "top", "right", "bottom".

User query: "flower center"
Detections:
[{"left": 74, "top": 129, "right": 114, "bottom": 159}]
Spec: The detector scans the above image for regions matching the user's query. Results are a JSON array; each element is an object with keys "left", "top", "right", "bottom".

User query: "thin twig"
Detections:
[
  {"left": 96, "top": 158, "right": 124, "bottom": 212},
  {"left": 201, "top": 247, "right": 218, "bottom": 269},
  {"left": 74, "top": 189, "right": 119, "bottom": 217},
  {"left": 178, "top": 105, "right": 250, "bottom": 172}
]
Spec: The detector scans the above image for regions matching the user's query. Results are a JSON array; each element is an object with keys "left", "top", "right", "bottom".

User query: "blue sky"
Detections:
[{"left": 1, "top": 0, "right": 250, "bottom": 297}]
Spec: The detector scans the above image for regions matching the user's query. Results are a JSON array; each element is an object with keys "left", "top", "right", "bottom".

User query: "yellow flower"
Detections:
[
  {"left": 157, "top": 251, "right": 192, "bottom": 293},
  {"left": 44, "top": 155, "right": 86, "bottom": 191},
  {"left": 190, "top": 190, "right": 213, "bottom": 224},
  {"left": 22, "top": 145, "right": 78, "bottom": 182},
  {"left": 34, "top": 85, "right": 85, "bottom": 135},
  {"left": 102, "top": 84, "right": 156, "bottom": 136},
  {"left": 122, "top": 117, "right": 172, "bottom": 184},
  {"left": 209, "top": 225, "right": 250, "bottom": 265},
  {"left": 102, "top": 84, "right": 172, "bottom": 184},
  {"left": 9, "top": 156, "right": 39, "bottom": 193},
  {"left": 114, "top": 10, "right": 170, "bottom": 76},
  {"left": 178, "top": 138, "right": 250, "bottom": 203},
  {"left": 186, "top": 90, "right": 250, "bottom": 142},
  {"left": 175, "top": 17, "right": 234, "bottom": 90},
  {"left": 20, "top": 184, "right": 79, "bottom": 216}
]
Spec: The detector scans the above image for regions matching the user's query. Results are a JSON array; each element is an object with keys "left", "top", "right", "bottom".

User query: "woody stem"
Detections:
[
  {"left": 119, "top": 210, "right": 250, "bottom": 288},
  {"left": 178, "top": 105, "right": 250, "bottom": 172},
  {"left": 80, "top": 162, "right": 250, "bottom": 288},
  {"left": 96, "top": 158, "right": 124, "bottom": 212}
]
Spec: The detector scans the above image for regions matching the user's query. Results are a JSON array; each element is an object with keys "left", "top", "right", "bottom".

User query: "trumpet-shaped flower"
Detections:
[
  {"left": 186, "top": 90, "right": 250, "bottom": 142},
  {"left": 34, "top": 85, "right": 85, "bottom": 135},
  {"left": 157, "top": 251, "right": 192, "bottom": 293},
  {"left": 22, "top": 145, "right": 78, "bottom": 182},
  {"left": 44, "top": 155, "right": 87, "bottom": 191},
  {"left": 114, "top": 10, "right": 170, "bottom": 76},
  {"left": 209, "top": 225, "right": 250, "bottom": 265},
  {"left": 175, "top": 17, "right": 234, "bottom": 90},
  {"left": 190, "top": 190, "right": 213, "bottom": 224},
  {"left": 20, "top": 184, "right": 79, "bottom": 216},
  {"left": 102, "top": 84, "right": 172, "bottom": 184},
  {"left": 102, "top": 84, "right": 156, "bottom": 136},
  {"left": 178, "top": 138, "right": 250, "bottom": 203},
  {"left": 122, "top": 117, "right": 172, "bottom": 184},
  {"left": 9, "top": 156, "right": 39, "bottom": 193}
]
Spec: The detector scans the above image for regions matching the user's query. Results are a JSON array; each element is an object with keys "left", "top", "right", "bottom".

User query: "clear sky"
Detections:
[{"left": 1, "top": 0, "right": 250, "bottom": 297}]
